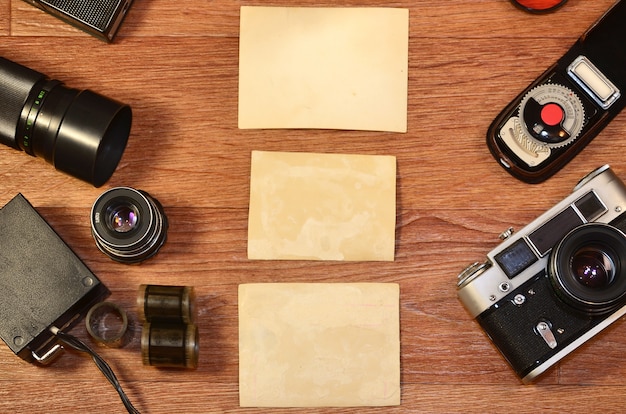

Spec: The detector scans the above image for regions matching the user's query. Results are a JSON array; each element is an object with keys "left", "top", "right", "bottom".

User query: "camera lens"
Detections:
[
  {"left": 91, "top": 187, "right": 168, "bottom": 264},
  {"left": 0, "top": 57, "right": 131, "bottom": 187},
  {"left": 549, "top": 223, "right": 626, "bottom": 314},
  {"left": 510, "top": 0, "right": 567, "bottom": 13}
]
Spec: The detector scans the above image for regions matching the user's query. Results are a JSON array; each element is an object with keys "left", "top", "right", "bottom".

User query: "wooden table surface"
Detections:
[{"left": 3, "top": 0, "right": 626, "bottom": 412}]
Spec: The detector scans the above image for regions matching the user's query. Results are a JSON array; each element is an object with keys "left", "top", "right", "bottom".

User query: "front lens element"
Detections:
[
  {"left": 108, "top": 203, "right": 139, "bottom": 233},
  {"left": 571, "top": 247, "right": 615, "bottom": 288}
]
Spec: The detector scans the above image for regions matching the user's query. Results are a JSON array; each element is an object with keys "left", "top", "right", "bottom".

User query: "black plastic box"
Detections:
[{"left": 0, "top": 194, "right": 109, "bottom": 362}]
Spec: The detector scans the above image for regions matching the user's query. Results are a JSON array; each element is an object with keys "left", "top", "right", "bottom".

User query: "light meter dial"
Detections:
[{"left": 519, "top": 83, "right": 585, "bottom": 148}]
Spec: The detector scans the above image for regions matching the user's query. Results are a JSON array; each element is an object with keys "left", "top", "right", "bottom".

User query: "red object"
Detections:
[
  {"left": 512, "top": 0, "right": 567, "bottom": 12},
  {"left": 541, "top": 103, "right": 564, "bottom": 126}
]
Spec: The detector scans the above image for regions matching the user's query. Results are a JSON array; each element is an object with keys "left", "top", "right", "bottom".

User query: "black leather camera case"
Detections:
[{"left": 0, "top": 194, "right": 109, "bottom": 362}]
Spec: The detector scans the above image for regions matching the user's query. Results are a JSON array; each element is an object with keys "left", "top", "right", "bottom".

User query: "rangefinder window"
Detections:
[
  {"left": 495, "top": 238, "right": 538, "bottom": 279},
  {"left": 574, "top": 191, "right": 607, "bottom": 222}
]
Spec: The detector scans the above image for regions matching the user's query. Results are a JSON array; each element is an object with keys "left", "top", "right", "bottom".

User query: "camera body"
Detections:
[
  {"left": 457, "top": 165, "right": 626, "bottom": 383},
  {"left": 487, "top": 1, "right": 626, "bottom": 183}
]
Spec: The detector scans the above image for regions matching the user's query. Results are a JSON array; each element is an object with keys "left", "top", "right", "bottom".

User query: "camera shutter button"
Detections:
[
  {"left": 541, "top": 103, "right": 564, "bottom": 126},
  {"left": 499, "top": 227, "right": 515, "bottom": 240}
]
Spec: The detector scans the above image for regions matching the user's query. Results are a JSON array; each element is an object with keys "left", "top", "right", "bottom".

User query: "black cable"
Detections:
[{"left": 51, "top": 327, "right": 140, "bottom": 414}]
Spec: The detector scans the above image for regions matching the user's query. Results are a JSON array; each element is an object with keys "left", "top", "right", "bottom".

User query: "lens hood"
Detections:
[{"left": 53, "top": 90, "right": 132, "bottom": 187}]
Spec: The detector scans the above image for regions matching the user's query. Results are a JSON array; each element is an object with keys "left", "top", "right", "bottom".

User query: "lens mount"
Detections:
[
  {"left": 549, "top": 223, "right": 626, "bottom": 314},
  {"left": 91, "top": 187, "right": 168, "bottom": 264}
]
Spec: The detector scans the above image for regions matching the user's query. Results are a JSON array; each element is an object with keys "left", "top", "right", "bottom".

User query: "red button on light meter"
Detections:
[{"left": 541, "top": 103, "right": 564, "bottom": 126}]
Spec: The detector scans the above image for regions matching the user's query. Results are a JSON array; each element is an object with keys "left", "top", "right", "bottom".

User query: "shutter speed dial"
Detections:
[{"left": 519, "top": 83, "right": 585, "bottom": 148}]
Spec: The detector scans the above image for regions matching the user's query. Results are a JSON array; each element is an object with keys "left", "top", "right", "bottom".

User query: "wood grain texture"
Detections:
[{"left": 2, "top": 0, "right": 626, "bottom": 412}]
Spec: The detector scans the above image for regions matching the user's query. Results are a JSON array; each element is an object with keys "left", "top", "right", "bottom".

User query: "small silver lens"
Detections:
[{"left": 91, "top": 187, "right": 168, "bottom": 264}]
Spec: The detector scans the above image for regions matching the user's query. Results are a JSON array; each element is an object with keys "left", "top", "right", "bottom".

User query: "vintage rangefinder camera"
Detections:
[{"left": 457, "top": 165, "right": 626, "bottom": 383}]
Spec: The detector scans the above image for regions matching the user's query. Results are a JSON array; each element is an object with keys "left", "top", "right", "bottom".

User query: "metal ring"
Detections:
[{"left": 86, "top": 301, "right": 130, "bottom": 348}]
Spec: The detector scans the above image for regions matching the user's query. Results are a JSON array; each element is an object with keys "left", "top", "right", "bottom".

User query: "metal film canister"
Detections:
[
  {"left": 141, "top": 322, "right": 199, "bottom": 368},
  {"left": 137, "top": 284, "right": 195, "bottom": 324}
]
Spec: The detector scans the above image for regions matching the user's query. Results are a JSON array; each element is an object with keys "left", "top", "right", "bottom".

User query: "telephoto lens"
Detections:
[
  {"left": 91, "top": 187, "right": 168, "bottom": 264},
  {"left": 0, "top": 56, "right": 131, "bottom": 187}
]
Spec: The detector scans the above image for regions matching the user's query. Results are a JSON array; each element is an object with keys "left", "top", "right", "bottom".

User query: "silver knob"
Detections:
[{"left": 499, "top": 227, "right": 515, "bottom": 240}]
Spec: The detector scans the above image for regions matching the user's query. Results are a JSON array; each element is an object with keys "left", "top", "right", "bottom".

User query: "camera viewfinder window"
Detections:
[{"left": 495, "top": 239, "right": 538, "bottom": 279}]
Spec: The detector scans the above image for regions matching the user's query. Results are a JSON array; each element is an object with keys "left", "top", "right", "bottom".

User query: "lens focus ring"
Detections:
[{"left": 91, "top": 187, "right": 168, "bottom": 264}]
